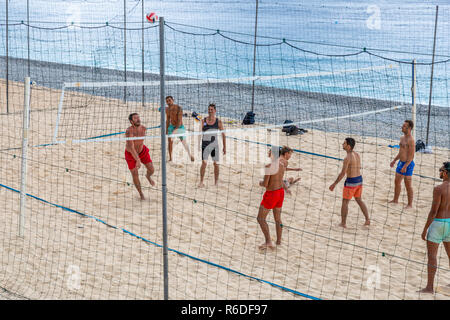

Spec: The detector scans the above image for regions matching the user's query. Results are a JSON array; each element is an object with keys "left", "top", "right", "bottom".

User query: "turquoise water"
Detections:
[{"left": 1, "top": 0, "right": 449, "bottom": 107}]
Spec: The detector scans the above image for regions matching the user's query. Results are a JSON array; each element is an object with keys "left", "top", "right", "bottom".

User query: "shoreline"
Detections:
[{"left": 1, "top": 56, "right": 449, "bottom": 149}]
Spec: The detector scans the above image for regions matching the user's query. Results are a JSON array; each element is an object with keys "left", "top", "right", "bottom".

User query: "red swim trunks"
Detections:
[
  {"left": 125, "top": 145, "right": 152, "bottom": 170},
  {"left": 261, "top": 188, "right": 285, "bottom": 210}
]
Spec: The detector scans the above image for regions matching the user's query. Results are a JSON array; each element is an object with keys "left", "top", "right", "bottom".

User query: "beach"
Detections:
[{"left": 0, "top": 69, "right": 449, "bottom": 299}]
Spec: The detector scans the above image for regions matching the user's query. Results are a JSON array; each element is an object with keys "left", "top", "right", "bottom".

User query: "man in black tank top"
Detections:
[{"left": 198, "top": 104, "right": 226, "bottom": 188}]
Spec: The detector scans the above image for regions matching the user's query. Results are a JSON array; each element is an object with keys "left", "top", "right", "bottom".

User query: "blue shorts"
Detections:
[
  {"left": 168, "top": 124, "right": 186, "bottom": 141},
  {"left": 427, "top": 218, "right": 450, "bottom": 244},
  {"left": 396, "top": 160, "right": 415, "bottom": 176}
]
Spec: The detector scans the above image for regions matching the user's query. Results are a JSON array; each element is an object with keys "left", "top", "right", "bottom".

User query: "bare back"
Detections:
[
  {"left": 346, "top": 151, "right": 361, "bottom": 178},
  {"left": 126, "top": 125, "right": 146, "bottom": 154},
  {"left": 265, "top": 158, "right": 288, "bottom": 191},
  {"left": 435, "top": 182, "right": 450, "bottom": 219}
]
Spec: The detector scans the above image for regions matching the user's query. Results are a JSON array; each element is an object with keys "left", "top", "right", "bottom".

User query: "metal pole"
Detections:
[
  {"left": 124, "top": 0, "right": 127, "bottom": 103},
  {"left": 159, "top": 16, "right": 169, "bottom": 300},
  {"left": 141, "top": 0, "right": 145, "bottom": 107},
  {"left": 250, "top": 0, "right": 259, "bottom": 113},
  {"left": 425, "top": 5, "right": 438, "bottom": 146},
  {"left": 411, "top": 59, "right": 416, "bottom": 140},
  {"left": 6, "top": 0, "right": 9, "bottom": 114},
  {"left": 19, "top": 77, "right": 31, "bottom": 237},
  {"left": 27, "top": 0, "right": 30, "bottom": 76}
]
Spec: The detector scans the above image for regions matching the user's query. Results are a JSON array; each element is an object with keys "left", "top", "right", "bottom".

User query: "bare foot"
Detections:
[
  {"left": 276, "top": 241, "right": 281, "bottom": 246},
  {"left": 198, "top": 182, "right": 205, "bottom": 188},
  {"left": 190, "top": 156, "right": 195, "bottom": 162},
  {"left": 363, "top": 220, "right": 371, "bottom": 227},
  {"left": 418, "top": 287, "right": 434, "bottom": 294},
  {"left": 146, "top": 175, "right": 156, "bottom": 187},
  {"left": 139, "top": 193, "right": 145, "bottom": 201},
  {"left": 388, "top": 200, "right": 399, "bottom": 204},
  {"left": 404, "top": 205, "right": 413, "bottom": 210},
  {"left": 338, "top": 223, "right": 347, "bottom": 229},
  {"left": 259, "top": 242, "right": 275, "bottom": 251}
]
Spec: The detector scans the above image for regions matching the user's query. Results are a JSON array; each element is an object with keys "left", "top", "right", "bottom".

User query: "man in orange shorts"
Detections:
[
  {"left": 257, "top": 146, "right": 293, "bottom": 250},
  {"left": 329, "top": 138, "right": 370, "bottom": 228},
  {"left": 125, "top": 113, "right": 155, "bottom": 200}
]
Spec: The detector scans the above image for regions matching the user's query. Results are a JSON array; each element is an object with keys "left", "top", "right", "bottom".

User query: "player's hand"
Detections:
[
  {"left": 401, "top": 165, "right": 407, "bottom": 173},
  {"left": 223, "top": 147, "right": 226, "bottom": 155},
  {"left": 259, "top": 180, "right": 265, "bottom": 187},
  {"left": 421, "top": 229, "right": 427, "bottom": 241},
  {"left": 296, "top": 168, "right": 303, "bottom": 172},
  {"left": 136, "top": 159, "right": 142, "bottom": 169},
  {"left": 390, "top": 160, "right": 396, "bottom": 168},
  {"left": 329, "top": 183, "right": 335, "bottom": 192},
  {"left": 286, "top": 188, "right": 292, "bottom": 195}
]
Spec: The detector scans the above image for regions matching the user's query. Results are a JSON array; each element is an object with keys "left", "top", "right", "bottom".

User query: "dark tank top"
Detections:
[{"left": 202, "top": 118, "right": 219, "bottom": 144}]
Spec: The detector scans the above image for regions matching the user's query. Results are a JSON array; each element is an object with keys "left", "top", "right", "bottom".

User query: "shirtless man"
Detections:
[
  {"left": 419, "top": 162, "right": 450, "bottom": 294},
  {"left": 329, "top": 138, "right": 370, "bottom": 228},
  {"left": 124, "top": 113, "right": 155, "bottom": 200},
  {"left": 257, "top": 146, "right": 293, "bottom": 250},
  {"left": 389, "top": 120, "right": 415, "bottom": 209},
  {"left": 165, "top": 96, "right": 194, "bottom": 162},
  {"left": 267, "top": 148, "right": 302, "bottom": 195}
]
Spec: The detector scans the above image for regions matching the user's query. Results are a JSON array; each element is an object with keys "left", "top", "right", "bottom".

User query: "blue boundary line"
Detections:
[
  {"left": 227, "top": 136, "right": 343, "bottom": 161},
  {"left": 229, "top": 136, "right": 439, "bottom": 181},
  {"left": 0, "top": 182, "right": 321, "bottom": 301}
]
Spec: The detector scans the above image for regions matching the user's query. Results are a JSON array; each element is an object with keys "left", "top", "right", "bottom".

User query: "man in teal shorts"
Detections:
[
  {"left": 419, "top": 162, "right": 450, "bottom": 294},
  {"left": 166, "top": 96, "right": 194, "bottom": 162}
]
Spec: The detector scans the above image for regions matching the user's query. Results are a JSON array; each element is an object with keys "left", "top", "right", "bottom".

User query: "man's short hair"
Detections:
[
  {"left": 404, "top": 120, "right": 414, "bottom": 130},
  {"left": 280, "top": 146, "right": 293, "bottom": 156},
  {"left": 345, "top": 137, "right": 356, "bottom": 150},
  {"left": 128, "top": 113, "right": 138, "bottom": 122},
  {"left": 208, "top": 103, "right": 216, "bottom": 110},
  {"left": 443, "top": 162, "right": 450, "bottom": 174},
  {"left": 165, "top": 96, "right": 173, "bottom": 100}
]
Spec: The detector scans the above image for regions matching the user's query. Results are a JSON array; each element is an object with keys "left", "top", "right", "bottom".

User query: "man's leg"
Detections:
[
  {"left": 444, "top": 241, "right": 450, "bottom": 276},
  {"left": 340, "top": 198, "right": 350, "bottom": 228},
  {"left": 389, "top": 173, "right": 403, "bottom": 204},
  {"left": 273, "top": 207, "right": 283, "bottom": 245},
  {"left": 180, "top": 138, "right": 194, "bottom": 162},
  {"left": 130, "top": 168, "right": 145, "bottom": 200},
  {"left": 213, "top": 161, "right": 219, "bottom": 186},
  {"left": 198, "top": 160, "right": 207, "bottom": 188},
  {"left": 257, "top": 205, "right": 274, "bottom": 250},
  {"left": 168, "top": 138, "right": 173, "bottom": 161},
  {"left": 404, "top": 176, "right": 413, "bottom": 209},
  {"left": 144, "top": 162, "right": 156, "bottom": 187},
  {"left": 419, "top": 241, "right": 440, "bottom": 293},
  {"left": 355, "top": 197, "right": 370, "bottom": 226}
]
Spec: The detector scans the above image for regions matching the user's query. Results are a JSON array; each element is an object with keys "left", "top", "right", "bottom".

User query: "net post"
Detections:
[
  {"left": 53, "top": 85, "right": 66, "bottom": 144},
  {"left": 123, "top": 0, "right": 127, "bottom": 103},
  {"left": 159, "top": 16, "right": 169, "bottom": 300},
  {"left": 141, "top": 0, "right": 145, "bottom": 108},
  {"left": 19, "top": 77, "right": 31, "bottom": 237},
  {"left": 6, "top": 0, "right": 9, "bottom": 114},
  {"left": 411, "top": 59, "right": 416, "bottom": 140},
  {"left": 425, "top": 5, "right": 438, "bottom": 147}
]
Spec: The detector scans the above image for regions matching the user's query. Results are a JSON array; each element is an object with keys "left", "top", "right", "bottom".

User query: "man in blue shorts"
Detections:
[
  {"left": 419, "top": 162, "right": 450, "bottom": 294},
  {"left": 389, "top": 120, "right": 415, "bottom": 209}
]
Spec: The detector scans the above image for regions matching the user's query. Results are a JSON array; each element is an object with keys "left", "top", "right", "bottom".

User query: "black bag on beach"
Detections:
[
  {"left": 242, "top": 111, "right": 255, "bottom": 125},
  {"left": 282, "top": 120, "right": 299, "bottom": 136},
  {"left": 415, "top": 139, "right": 426, "bottom": 152}
]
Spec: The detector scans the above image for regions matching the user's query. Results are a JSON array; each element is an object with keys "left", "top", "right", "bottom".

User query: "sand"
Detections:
[{"left": 0, "top": 79, "right": 449, "bottom": 300}]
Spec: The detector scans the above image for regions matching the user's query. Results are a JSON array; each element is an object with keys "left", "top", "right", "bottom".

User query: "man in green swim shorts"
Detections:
[
  {"left": 419, "top": 162, "right": 450, "bottom": 294},
  {"left": 166, "top": 96, "right": 194, "bottom": 162}
]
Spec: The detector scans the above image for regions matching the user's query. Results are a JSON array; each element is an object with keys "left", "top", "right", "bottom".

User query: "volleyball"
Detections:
[{"left": 146, "top": 12, "right": 158, "bottom": 23}]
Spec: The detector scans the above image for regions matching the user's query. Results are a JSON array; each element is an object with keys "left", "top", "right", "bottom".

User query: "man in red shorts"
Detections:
[
  {"left": 257, "top": 146, "right": 293, "bottom": 250},
  {"left": 125, "top": 113, "right": 155, "bottom": 200},
  {"left": 329, "top": 138, "right": 370, "bottom": 228}
]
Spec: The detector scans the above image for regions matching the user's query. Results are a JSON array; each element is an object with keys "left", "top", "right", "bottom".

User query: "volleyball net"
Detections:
[{"left": 0, "top": 18, "right": 449, "bottom": 300}]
